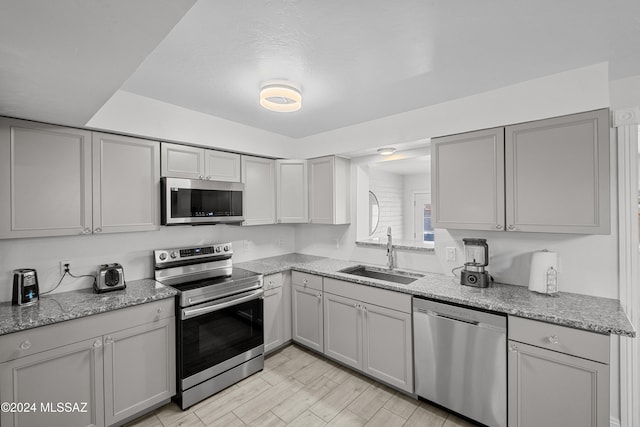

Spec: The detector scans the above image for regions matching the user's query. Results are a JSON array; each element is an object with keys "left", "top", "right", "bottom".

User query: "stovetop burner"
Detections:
[{"left": 153, "top": 243, "right": 263, "bottom": 308}]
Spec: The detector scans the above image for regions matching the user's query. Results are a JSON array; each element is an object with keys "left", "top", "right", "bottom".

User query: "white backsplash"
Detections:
[{"left": 0, "top": 224, "right": 296, "bottom": 302}]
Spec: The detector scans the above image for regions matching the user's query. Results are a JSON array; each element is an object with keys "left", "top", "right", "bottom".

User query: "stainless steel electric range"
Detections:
[{"left": 154, "top": 243, "right": 264, "bottom": 410}]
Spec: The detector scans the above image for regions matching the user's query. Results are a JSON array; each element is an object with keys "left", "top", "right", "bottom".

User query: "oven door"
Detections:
[{"left": 178, "top": 288, "right": 264, "bottom": 390}]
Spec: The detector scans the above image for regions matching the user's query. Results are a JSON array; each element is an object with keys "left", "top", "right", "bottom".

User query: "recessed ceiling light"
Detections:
[
  {"left": 260, "top": 81, "right": 302, "bottom": 112},
  {"left": 377, "top": 147, "right": 396, "bottom": 156}
]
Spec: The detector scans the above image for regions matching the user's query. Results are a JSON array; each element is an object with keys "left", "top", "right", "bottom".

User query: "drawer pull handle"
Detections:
[
  {"left": 548, "top": 335, "right": 559, "bottom": 345},
  {"left": 19, "top": 340, "right": 31, "bottom": 351},
  {"left": 92, "top": 340, "right": 102, "bottom": 349},
  {"left": 317, "top": 293, "right": 322, "bottom": 300},
  {"left": 157, "top": 307, "right": 163, "bottom": 314},
  {"left": 508, "top": 344, "right": 518, "bottom": 352},
  {"left": 104, "top": 336, "right": 114, "bottom": 345}
]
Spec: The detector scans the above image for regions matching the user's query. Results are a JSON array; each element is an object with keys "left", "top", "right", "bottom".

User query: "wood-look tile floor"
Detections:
[{"left": 125, "top": 344, "right": 477, "bottom": 427}]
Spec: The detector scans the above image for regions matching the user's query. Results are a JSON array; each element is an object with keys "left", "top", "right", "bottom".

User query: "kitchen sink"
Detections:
[{"left": 339, "top": 265, "right": 424, "bottom": 285}]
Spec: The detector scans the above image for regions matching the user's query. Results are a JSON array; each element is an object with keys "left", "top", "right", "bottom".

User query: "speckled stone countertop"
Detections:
[
  {"left": 0, "top": 279, "right": 176, "bottom": 336},
  {"left": 242, "top": 255, "right": 635, "bottom": 337},
  {"left": 235, "top": 253, "right": 326, "bottom": 275}
]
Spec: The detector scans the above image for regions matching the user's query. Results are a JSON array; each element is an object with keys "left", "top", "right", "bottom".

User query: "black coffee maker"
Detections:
[
  {"left": 12, "top": 269, "right": 40, "bottom": 306},
  {"left": 460, "top": 238, "right": 491, "bottom": 288}
]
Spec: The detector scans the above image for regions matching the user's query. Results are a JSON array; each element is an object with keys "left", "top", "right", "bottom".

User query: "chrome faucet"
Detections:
[{"left": 386, "top": 227, "right": 394, "bottom": 270}]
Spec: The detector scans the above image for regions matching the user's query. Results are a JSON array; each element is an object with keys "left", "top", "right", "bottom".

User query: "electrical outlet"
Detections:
[
  {"left": 59, "top": 260, "right": 72, "bottom": 276},
  {"left": 446, "top": 247, "right": 457, "bottom": 262}
]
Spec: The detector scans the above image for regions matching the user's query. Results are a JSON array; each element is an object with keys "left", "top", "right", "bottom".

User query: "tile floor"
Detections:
[{"left": 125, "top": 344, "right": 477, "bottom": 427}]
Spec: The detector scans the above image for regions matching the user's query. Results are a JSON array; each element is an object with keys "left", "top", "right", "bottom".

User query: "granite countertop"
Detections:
[
  {"left": 235, "top": 253, "right": 326, "bottom": 275},
  {"left": 245, "top": 255, "right": 635, "bottom": 338},
  {"left": 0, "top": 279, "right": 177, "bottom": 336}
]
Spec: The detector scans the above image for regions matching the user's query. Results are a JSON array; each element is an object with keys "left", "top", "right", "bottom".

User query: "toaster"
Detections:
[{"left": 94, "top": 263, "right": 126, "bottom": 293}]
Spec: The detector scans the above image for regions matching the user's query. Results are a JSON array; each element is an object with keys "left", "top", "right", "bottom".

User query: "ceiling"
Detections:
[{"left": 2, "top": 1, "right": 640, "bottom": 137}]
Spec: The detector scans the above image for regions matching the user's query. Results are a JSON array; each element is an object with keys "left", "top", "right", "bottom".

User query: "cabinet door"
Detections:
[
  {"left": 292, "top": 285, "right": 323, "bottom": 352},
  {"left": 323, "top": 293, "right": 361, "bottom": 370},
  {"left": 92, "top": 133, "right": 160, "bottom": 234},
  {"left": 103, "top": 317, "right": 175, "bottom": 426},
  {"left": 309, "top": 156, "right": 335, "bottom": 224},
  {"left": 282, "top": 271, "right": 292, "bottom": 343},
  {"left": 0, "top": 337, "right": 104, "bottom": 427},
  {"left": 276, "top": 159, "right": 309, "bottom": 223},
  {"left": 505, "top": 109, "right": 610, "bottom": 234},
  {"left": 242, "top": 156, "right": 276, "bottom": 225},
  {"left": 264, "top": 286, "right": 284, "bottom": 354},
  {"left": 432, "top": 127, "right": 505, "bottom": 231},
  {"left": 161, "top": 142, "right": 205, "bottom": 179},
  {"left": 362, "top": 303, "right": 413, "bottom": 392},
  {"left": 508, "top": 340, "right": 609, "bottom": 427},
  {"left": 204, "top": 150, "right": 241, "bottom": 182},
  {"left": 0, "top": 117, "right": 93, "bottom": 238}
]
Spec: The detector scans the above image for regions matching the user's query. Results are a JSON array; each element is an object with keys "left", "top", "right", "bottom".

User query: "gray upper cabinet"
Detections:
[
  {"left": 0, "top": 118, "right": 160, "bottom": 239},
  {"left": 432, "top": 127, "right": 505, "bottom": 231},
  {"left": 241, "top": 155, "right": 276, "bottom": 226},
  {"left": 505, "top": 109, "right": 610, "bottom": 234},
  {"left": 276, "top": 159, "right": 309, "bottom": 223},
  {"left": 309, "top": 156, "right": 350, "bottom": 225},
  {"left": 432, "top": 109, "right": 610, "bottom": 234},
  {"left": 161, "top": 142, "right": 241, "bottom": 182},
  {"left": 92, "top": 132, "right": 160, "bottom": 234},
  {"left": 0, "top": 118, "right": 93, "bottom": 238}
]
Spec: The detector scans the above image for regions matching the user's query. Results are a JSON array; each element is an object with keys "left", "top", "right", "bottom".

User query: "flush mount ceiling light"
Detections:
[
  {"left": 259, "top": 81, "right": 302, "bottom": 112},
  {"left": 377, "top": 147, "right": 397, "bottom": 156}
]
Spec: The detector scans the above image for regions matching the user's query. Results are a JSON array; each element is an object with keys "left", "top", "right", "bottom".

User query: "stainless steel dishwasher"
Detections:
[{"left": 413, "top": 298, "right": 506, "bottom": 427}]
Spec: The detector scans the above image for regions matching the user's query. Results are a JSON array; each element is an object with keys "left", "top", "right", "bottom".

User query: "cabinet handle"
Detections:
[
  {"left": 157, "top": 307, "right": 163, "bottom": 314},
  {"left": 198, "top": 175, "right": 204, "bottom": 179},
  {"left": 495, "top": 224, "right": 503, "bottom": 230},
  {"left": 507, "top": 225, "right": 516, "bottom": 231},
  {"left": 303, "top": 279, "right": 308, "bottom": 286},
  {"left": 508, "top": 344, "right": 518, "bottom": 352},
  {"left": 316, "top": 293, "right": 322, "bottom": 300},
  {"left": 104, "top": 336, "right": 114, "bottom": 345},
  {"left": 92, "top": 339, "right": 102, "bottom": 349},
  {"left": 94, "top": 227, "right": 102, "bottom": 233},
  {"left": 19, "top": 340, "right": 31, "bottom": 351},
  {"left": 82, "top": 228, "right": 91, "bottom": 234},
  {"left": 548, "top": 335, "right": 559, "bottom": 345}
]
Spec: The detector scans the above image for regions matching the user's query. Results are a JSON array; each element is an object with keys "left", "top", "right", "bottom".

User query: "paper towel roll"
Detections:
[{"left": 528, "top": 250, "right": 559, "bottom": 294}]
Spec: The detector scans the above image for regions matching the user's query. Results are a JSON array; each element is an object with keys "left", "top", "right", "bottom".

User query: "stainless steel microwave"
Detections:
[{"left": 161, "top": 177, "right": 244, "bottom": 225}]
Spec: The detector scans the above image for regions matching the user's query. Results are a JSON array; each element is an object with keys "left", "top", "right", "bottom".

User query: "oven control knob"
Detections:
[
  {"left": 170, "top": 251, "right": 178, "bottom": 259},
  {"left": 215, "top": 247, "right": 221, "bottom": 253},
  {"left": 159, "top": 252, "right": 167, "bottom": 261},
  {"left": 223, "top": 245, "right": 230, "bottom": 252}
]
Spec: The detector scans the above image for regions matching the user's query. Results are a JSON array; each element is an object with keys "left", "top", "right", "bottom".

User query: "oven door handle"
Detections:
[{"left": 181, "top": 289, "right": 264, "bottom": 320}]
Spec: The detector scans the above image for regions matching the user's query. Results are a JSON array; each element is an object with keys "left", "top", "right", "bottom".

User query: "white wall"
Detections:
[
  {"left": 369, "top": 169, "right": 404, "bottom": 240},
  {"left": 86, "top": 90, "right": 296, "bottom": 159},
  {"left": 0, "top": 224, "right": 295, "bottom": 302},
  {"left": 403, "top": 173, "right": 430, "bottom": 240}
]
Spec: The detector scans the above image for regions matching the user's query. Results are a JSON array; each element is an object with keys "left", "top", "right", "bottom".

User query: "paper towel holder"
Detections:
[{"left": 528, "top": 249, "right": 559, "bottom": 295}]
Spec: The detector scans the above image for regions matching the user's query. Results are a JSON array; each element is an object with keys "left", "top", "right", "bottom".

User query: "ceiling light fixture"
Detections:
[
  {"left": 260, "top": 81, "right": 302, "bottom": 112},
  {"left": 377, "top": 147, "right": 396, "bottom": 156}
]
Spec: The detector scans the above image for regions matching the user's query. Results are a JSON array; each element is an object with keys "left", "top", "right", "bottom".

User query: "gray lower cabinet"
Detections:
[
  {"left": 291, "top": 272, "right": 324, "bottom": 353},
  {"left": 0, "top": 337, "right": 105, "bottom": 427},
  {"left": 0, "top": 299, "right": 175, "bottom": 427},
  {"left": 263, "top": 273, "right": 285, "bottom": 354},
  {"left": 103, "top": 318, "right": 175, "bottom": 426},
  {"left": 323, "top": 278, "right": 413, "bottom": 393},
  {"left": 508, "top": 316, "right": 610, "bottom": 427}
]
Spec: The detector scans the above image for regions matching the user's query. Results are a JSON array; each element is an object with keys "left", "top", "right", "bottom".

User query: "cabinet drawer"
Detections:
[
  {"left": 323, "top": 278, "right": 411, "bottom": 314},
  {"left": 292, "top": 271, "right": 323, "bottom": 291},
  {"left": 0, "top": 298, "right": 175, "bottom": 363},
  {"left": 508, "top": 316, "right": 609, "bottom": 364},
  {"left": 264, "top": 273, "right": 284, "bottom": 290}
]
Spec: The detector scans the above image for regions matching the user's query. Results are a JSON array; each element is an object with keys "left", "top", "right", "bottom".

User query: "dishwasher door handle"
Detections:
[{"left": 433, "top": 312, "right": 479, "bottom": 326}]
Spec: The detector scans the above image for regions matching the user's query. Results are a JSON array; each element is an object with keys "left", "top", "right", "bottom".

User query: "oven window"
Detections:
[
  {"left": 180, "top": 297, "right": 263, "bottom": 379},
  {"left": 171, "top": 188, "right": 243, "bottom": 218}
]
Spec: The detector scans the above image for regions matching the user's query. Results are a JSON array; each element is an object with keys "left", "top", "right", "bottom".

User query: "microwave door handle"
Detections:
[{"left": 181, "top": 289, "right": 264, "bottom": 320}]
